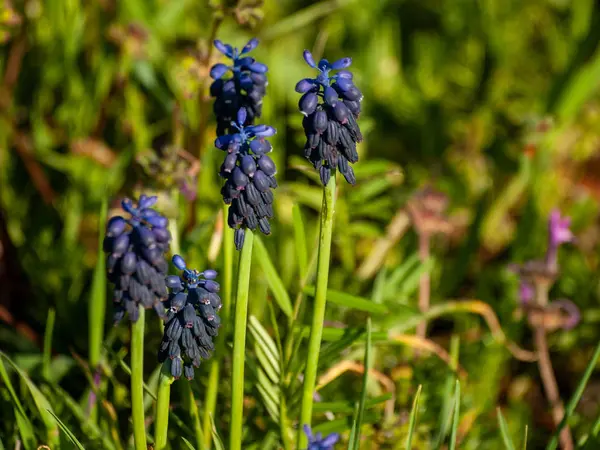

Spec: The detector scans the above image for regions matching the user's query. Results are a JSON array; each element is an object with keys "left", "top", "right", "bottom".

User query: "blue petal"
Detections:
[
  {"left": 213, "top": 40, "right": 233, "bottom": 58},
  {"left": 303, "top": 50, "right": 317, "bottom": 68},
  {"left": 254, "top": 126, "right": 276, "bottom": 137},
  {"left": 321, "top": 433, "right": 340, "bottom": 446},
  {"left": 241, "top": 37, "right": 259, "bottom": 54},
  {"left": 237, "top": 108, "right": 247, "bottom": 126},
  {"left": 318, "top": 58, "right": 329, "bottom": 71},
  {"left": 330, "top": 57, "right": 352, "bottom": 70},
  {"left": 248, "top": 62, "right": 268, "bottom": 73},
  {"left": 139, "top": 195, "right": 157, "bottom": 209},
  {"left": 172, "top": 255, "right": 186, "bottom": 270},
  {"left": 335, "top": 77, "right": 353, "bottom": 92},
  {"left": 214, "top": 134, "right": 233, "bottom": 150},
  {"left": 295, "top": 78, "right": 317, "bottom": 93},
  {"left": 210, "top": 63, "right": 229, "bottom": 80}
]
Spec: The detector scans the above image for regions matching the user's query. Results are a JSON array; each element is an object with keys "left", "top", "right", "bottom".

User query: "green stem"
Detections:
[
  {"left": 229, "top": 230, "right": 254, "bottom": 450},
  {"left": 131, "top": 306, "right": 147, "bottom": 450},
  {"left": 89, "top": 199, "right": 108, "bottom": 422},
  {"left": 203, "top": 206, "right": 234, "bottom": 448},
  {"left": 155, "top": 364, "right": 175, "bottom": 450},
  {"left": 297, "top": 175, "right": 336, "bottom": 449}
]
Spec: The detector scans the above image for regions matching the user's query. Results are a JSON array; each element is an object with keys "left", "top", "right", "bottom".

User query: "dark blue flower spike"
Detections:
[
  {"left": 159, "top": 255, "right": 222, "bottom": 380},
  {"left": 303, "top": 425, "right": 340, "bottom": 450},
  {"left": 104, "top": 195, "right": 171, "bottom": 324},
  {"left": 216, "top": 107, "right": 277, "bottom": 250},
  {"left": 296, "top": 50, "right": 363, "bottom": 185},
  {"left": 210, "top": 38, "right": 268, "bottom": 136}
]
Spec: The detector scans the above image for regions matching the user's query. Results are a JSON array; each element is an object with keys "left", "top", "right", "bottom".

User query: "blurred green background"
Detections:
[{"left": 1, "top": 0, "right": 600, "bottom": 448}]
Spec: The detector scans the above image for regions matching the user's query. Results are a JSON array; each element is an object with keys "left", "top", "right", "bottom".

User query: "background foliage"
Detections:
[{"left": 1, "top": 0, "right": 600, "bottom": 448}]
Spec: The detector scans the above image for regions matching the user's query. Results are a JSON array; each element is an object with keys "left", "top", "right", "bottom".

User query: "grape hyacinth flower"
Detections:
[
  {"left": 104, "top": 195, "right": 170, "bottom": 323},
  {"left": 303, "top": 425, "right": 339, "bottom": 450},
  {"left": 296, "top": 50, "right": 363, "bottom": 185},
  {"left": 216, "top": 107, "right": 277, "bottom": 250},
  {"left": 158, "top": 255, "right": 222, "bottom": 380},
  {"left": 210, "top": 38, "right": 268, "bottom": 136}
]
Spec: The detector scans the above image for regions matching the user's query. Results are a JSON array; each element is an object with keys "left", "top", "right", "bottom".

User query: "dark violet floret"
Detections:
[
  {"left": 210, "top": 38, "right": 268, "bottom": 136},
  {"left": 158, "top": 255, "right": 222, "bottom": 380},
  {"left": 217, "top": 107, "right": 277, "bottom": 250},
  {"left": 104, "top": 195, "right": 171, "bottom": 324},
  {"left": 296, "top": 50, "right": 363, "bottom": 186}
]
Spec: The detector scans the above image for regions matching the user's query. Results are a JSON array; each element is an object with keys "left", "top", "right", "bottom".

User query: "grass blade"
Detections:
[
  {"left": 42, "top": 307, "right": 55, "bottom": 380},
  {"left": 547, "top": 340, "right": 600, "bottom": 450},
  {"left": 0, "top": 351, "right": 59, "bottom": 446},
  {"left": 292, "top": 203, "right": 308, "bottom": 278},
  {"left": 349, "top": 318, "right": 372, "bottom": 450},
  {"left": 449, "top": 380, "right": 460, "bottom": 450},
  {"left": 210, "top": 414, "right": 226, "bottom": 450},
  {"left": 406, "top": 385, "right": 422, "bottom": 450},
  {"left": 0, "top": 357, "right": 35, "bottom": 450},
  {"left": 523, "top": 425, "right": 528, "bottom": 450},
  {"left": 497, "top": 408, "right": 516, "bottom": 450},
  {"left": 254, "top": 235, "right": 293, "bottom": 317},
  {"left": 46, "top": 409, "right": 86, "bottom": 450},
  {"left": 182, "top": 437, "right": 196, "bottom": 450},
  {"left": 302, "top": 286, "right": 388, "bottom": 314}
]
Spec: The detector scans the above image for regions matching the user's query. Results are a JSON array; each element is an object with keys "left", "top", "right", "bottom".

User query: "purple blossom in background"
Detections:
[
  {"left": 546, "top": 209, "right": 573, "bottom": 273},
  {"left": 303, "top": 425, "right": 339, "bottom": 450},
  {"left": 519, "top": 281, "right": 534, "bottom": 305}
]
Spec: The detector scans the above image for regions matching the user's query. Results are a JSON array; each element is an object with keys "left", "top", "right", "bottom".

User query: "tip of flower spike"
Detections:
[{"left": 172, "top": 254, "right": 186, "bottom": 270}]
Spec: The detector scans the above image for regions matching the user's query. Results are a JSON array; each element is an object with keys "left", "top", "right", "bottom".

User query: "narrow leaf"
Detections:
[
  {"left": 497, "top": 408, "right": 516, "bottom": 450},
  {"left": 406, "top": 385, "right": 423, "bottom": 450},
  {"left": 47, "top": 409, "right": 86, "bottom": 450},
  {"left": 547, "top": 340, "right": 600, "bottom": 450},
  {"left": 449, "top": 380, "right": 460, "bottom": 450},
  {"left": 292, "top": 204, "right": 308, "bottom": 278},
  {"left": 254, "top": 236, "right": 293, "bottom": 316},
  {"left": 303, "top": 286, "right": 388, "bottom": 314}
]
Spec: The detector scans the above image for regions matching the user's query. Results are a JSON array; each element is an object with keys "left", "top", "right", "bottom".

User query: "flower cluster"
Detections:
[
  {"left": 158, "top": 255, "right": 222, "bottom": 380},
  {"left": 303, "top": 425, "right": 339, "bottom": 450},
  {"left": 512, "top": 209, "right": 580, "bottom": 331},
  {"left": 210, "top": 38, "right": 268, "bottom": 136},
  {"left": 296, "top": 50, "right": 363, "bottom": 185},
  {"left": 104, "top": 195, "right": 170, "bottom": 323},
  {"left": 216, "top": 107, "right": 277, "bottom": 250}
]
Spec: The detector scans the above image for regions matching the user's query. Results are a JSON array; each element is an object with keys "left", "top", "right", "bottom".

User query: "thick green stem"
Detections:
[
  {"left": 297, "top": 175, "right": 336, "bottom": 449},
  {"left": 203, "top": 206, "right": 234, "bottom": 448},
  {"left": 131, "top": 306, "right": 147, "bottom": 450},
  {"left": 155, "top": 364, "right": 175, "bottom": 450},
  {"left": 229, "top": 230, "right": 254, "bottom": 450}
]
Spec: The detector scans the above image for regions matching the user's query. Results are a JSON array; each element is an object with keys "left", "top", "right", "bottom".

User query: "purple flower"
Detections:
[
  {"left": 519, "top": 281, "right": 534, "bottom": 305},
  {"left": 548, "top": 209, "right": 574, "bottom": 247},
  {"left": 546, "top": 209, "right": 573, "bottom": 273},
  {"left": 303, "top": 425, "right": 340, "bottom": 450}
]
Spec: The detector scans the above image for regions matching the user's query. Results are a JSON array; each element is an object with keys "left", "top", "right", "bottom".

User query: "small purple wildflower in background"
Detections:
[
  {"left": 303, "top": 425, "right": 340, "bottom": 450},
  {"left": 519, "top": 281, "right": 534, "bottom": 305},
  {"left": 104, "top": 195, "right": 170, "bottom": 323},
  {"left": 296, "top": 50, "right": 363, "bottom": 185},
  {"left": 216, "top": 107, "right": 277, "bottom": 250},
  {"left": 158, "top": 255, "right": 222, "bottom": 380},
  {"left": 210, "top": 38, "right": 267, "bottom": 136},
  {"left": 546, "top": 209, "right": 574, "bottom": 273}
]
